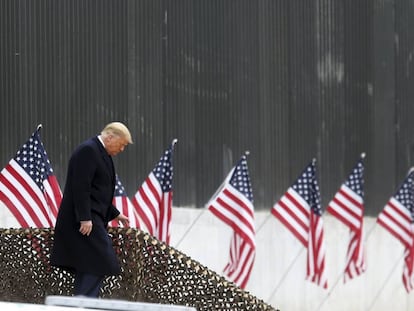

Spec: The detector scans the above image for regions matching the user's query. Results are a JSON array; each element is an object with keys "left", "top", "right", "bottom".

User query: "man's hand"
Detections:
[
  {"left": 116, "top": 214, "right": 130, "bottom": 227},
  {"left": 79, "top": 220, "right": 93, "bottom": 236}
]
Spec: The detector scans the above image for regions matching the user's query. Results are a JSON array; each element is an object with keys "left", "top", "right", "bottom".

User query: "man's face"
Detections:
[{"left": 106, "top": 135, "right": 129, "bottom": 156}]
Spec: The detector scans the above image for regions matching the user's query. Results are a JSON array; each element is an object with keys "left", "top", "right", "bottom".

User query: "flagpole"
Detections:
[
  {"left": 255, "top": 214, "right": 272, "bottom": 234},
  {"left": 313, "top": 262, "right": 346, "bottom": 311},
  {"left": 313, "top": 219, "right": 378, "bottom": 311},
  {"left": 267, "top": 158, "right": 319, "bottom": 302},
  {"left": 171, "top": 138, "right": 178, "bottom": 148},
  {"left": 34, "top": 123, "right": 57, "bottom": 224},
  {"left": 365, "top": 166, "right": 414, "bottom": 310},
  {"left": 175, "top": 150, "right": 252, "bottom": 249},
  {"left": 365, "top": 252, "right": 405, "bottom": 311},
  {"left": 174, "top": 208, "right": 207, "bottom": 249},
  {"left": 311, "top": 152, "right": 367, "bottom": 309},
  {"left": 268, "top": 156, "right": 336, "bottom": 299},
  {"left": 263, "top": 214, "right": 306, "bottom": 302},
  {"left": 267, "top": 247, "right": 304, "bottom": 302}
]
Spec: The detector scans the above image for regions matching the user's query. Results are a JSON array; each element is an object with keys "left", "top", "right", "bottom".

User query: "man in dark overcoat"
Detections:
[{"left": 50, "top": 122, "right": 132, "bottom": 297}]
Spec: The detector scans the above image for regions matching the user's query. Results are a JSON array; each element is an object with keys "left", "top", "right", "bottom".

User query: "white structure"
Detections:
[
  {"left": 0, "top": 301, "right": 87, "bottom": 311},
  {"left": 0, "top": 296, "right": 196, "bottom": 311},
  {"left": 45, "top": 295, "right": 196, "bottom": 310},
  {"left": 1, "top": 204, "right": 414, "bottom": 311}
]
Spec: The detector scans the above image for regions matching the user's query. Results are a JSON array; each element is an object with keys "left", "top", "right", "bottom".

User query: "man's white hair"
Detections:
[{"left": 101, "top": 122, "right": 133, "bottom": 144}]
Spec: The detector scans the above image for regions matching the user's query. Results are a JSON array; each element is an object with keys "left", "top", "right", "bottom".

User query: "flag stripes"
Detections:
[
  {"left": 207, "top": 154, "right": 255, "bottom": 289},
  {"left": 327, "top": 184, "right": 364, "bottom": 230},
  {"left": 132, "top": 140, "right": 176, "bottom": 244},
  {"left": 4, "top": 129, "right": 414, "bottom": 293},
  {"left": 377, "top": 169, "right": 414, "bottom": 292},
  {"left": 208, "top": 185, "right": 255, "bottom": 246},
  {"left": 0, "top": 127, "right": 62, "bottom": 228},
  {"left": 133, "top": 173, "right": 162, "bottom": 234},
  {"left": 110, "top": 175, "right": 139, "bottom": 228},
  {"left": 377, "top": 197, "right": 413, "bottom": 247},
  {"left": 0, "top": 163, "right": 50, "bottom": 227},
  {"left": 343, "top": 230, "right": 365, "bottom": 281},
  {"left": 223, "top": 233, "right": 255, "bottom": 289},
  {"left": 403, "top": 233, "right": 414, "bottom": 292},
  {"left": 307, "top": 211, "right": 327, "bottom": 287},
  {"left": 272, "top": 188, "right": 310, "bottom": 247},
  {"left": 44, "top": 175, "right": 61, "bottom": 221},
  {"left": 158, "top": 191, "right": 173, "bottom": 243},
  {"left": 326, "top": 154, "right": 366, "bottom": 281},
  {"left": 272, "top": 160, "right": 328, "bottom": 289}
]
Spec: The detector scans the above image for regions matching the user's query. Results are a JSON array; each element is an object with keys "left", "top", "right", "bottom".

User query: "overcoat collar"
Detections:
[{"left": 92, "top": 136, "right": 115, "bottom": 180}]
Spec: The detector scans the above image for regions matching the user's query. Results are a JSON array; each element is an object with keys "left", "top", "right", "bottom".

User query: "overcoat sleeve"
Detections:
[
  {"left": 71, "top": 145, "right": 97, "bottom": 221},
  {"left": 107, "top": 204, "right": 121, "bottom": 222}
]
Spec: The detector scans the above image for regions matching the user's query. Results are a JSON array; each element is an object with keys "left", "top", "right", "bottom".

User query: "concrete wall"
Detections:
[{"left": 1, "top": 204, "right": 414, "bottom": 311}]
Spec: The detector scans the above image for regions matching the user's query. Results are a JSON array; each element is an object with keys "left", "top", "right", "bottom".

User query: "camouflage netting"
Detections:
[{"left": 0, "top": 228, "right": 279, "bottom": 311}]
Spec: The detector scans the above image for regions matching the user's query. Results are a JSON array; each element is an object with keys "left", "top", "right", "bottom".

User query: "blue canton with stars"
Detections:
[
  {"left": 344, "top": 159, "right": 364, "bottom": 197},
  {"left": 13, "top": 130, "right": 54, "bottom": 191},
  {"left": 152, "top": 145, "right": 174, "bottom": 192},
  {"left": 291, "top": 161, "right": 322, "bottom": 215},
  {"left": 114, "top": 175, "right": 128, "bottom": 197},
  {"left": 229, "top": 155, "right": 253, "bottom": 203},
  {"left": 394, "top": 171, "right": 414, "bottom": 221}
]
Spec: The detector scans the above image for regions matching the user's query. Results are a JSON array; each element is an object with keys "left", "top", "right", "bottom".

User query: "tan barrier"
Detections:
[{"left": 0, "top": 228, "right": 279, "bottom": 311}]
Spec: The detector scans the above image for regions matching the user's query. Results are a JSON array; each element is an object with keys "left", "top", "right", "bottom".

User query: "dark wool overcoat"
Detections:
[{"left": 50, "top": 136, "right": 120, "bottom": 276}]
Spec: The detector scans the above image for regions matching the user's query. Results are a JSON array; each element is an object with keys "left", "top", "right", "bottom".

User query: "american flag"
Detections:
[
  {"left": 132, "top": 140, "right": 177, "bottom": 244},
  {"left": 326, "top": 154, "right": 366, "bottom": 282},
  {"left": 271, "top": 159, "right": 328, "bottom": 289},
  {"left": 377, "top": 168, "right": 414, "bottom": 292},
  {"left": 0, "top": 125, "right": 62, "bottom": 227},
  {"left": 207, "top": 154, "right": 255, "bottom": 289},
  {"left": 109, "top": 175, "right": 140, "bottom": 228}
]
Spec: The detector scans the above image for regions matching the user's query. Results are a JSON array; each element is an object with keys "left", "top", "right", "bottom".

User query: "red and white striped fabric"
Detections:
[
  {"left": 207, "top": 154, "right": 255, "bottom": 289},
  {"left": 132, "top": 140, "right": 176, "bottom": 244},
  {"left": 326, "top": 154, "right": 366, "bottom": 281},
  {"left": 377, "top": 168, "right": 414, "bottom": 292},
  {"left": 109, "top": 175, "right": 139, "bottom": 228},
  {"left": 0, "top": 126, "right": 62, "bottom": 227},
  {"left": 272, "top": 159, "right": 328, "bottom": 289},
  {"left": 223, "top": 232, "right": 255, "bottom": 289},
  {"left": 403, "top": 229, "right": 414, "bottom": 292}
]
